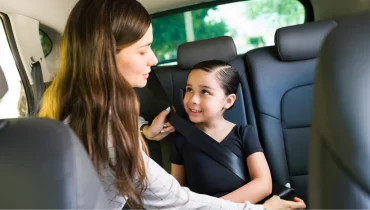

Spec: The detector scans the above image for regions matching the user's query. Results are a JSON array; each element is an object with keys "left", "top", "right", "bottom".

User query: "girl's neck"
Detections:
[
  {"left": 195, "top": 117, "right": 228, "bottom": 133},
  {"left": 195, "top": 117, "right": 235, "bottom": 143}
]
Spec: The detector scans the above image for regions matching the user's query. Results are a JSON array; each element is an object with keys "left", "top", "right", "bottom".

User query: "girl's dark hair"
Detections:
[{"left": 192, "top": 60, "right": 240, "bottom": 96}]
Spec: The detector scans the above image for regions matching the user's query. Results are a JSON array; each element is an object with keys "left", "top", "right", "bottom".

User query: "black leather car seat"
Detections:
[
  {"left": 310, "top": 12, "right": 370, "bottom": 209},
  {"left": 245, "top": 20, "right": 337, "bottom": 202}
]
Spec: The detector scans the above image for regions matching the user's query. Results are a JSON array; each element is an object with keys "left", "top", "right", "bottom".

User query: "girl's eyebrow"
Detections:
[
  {"left": 186, "top": 84, "right": 214, "bottom": 90},
  {"left": 199, "top": 85, "right": 214, "bottom": 90}
]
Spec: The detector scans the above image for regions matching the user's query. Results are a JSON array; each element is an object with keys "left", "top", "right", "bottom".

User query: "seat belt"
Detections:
[
  {"left": 30, "top": 61, "right": 46, "bottom": 115},
  {"left": 146, "top": 70, "right": 247, "bottom": 182}
]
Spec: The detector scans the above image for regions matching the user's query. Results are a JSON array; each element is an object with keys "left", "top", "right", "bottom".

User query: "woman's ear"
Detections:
[{"left": 224, "top": 94, "right": 236, "bottom": 110}]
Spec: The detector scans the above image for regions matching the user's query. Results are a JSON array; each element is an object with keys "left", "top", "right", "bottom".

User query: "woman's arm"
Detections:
[
  {"left": 221, "top": 152, "right": 272, "bottom": 204},
  {"left": 171, "top": 163, "right": 186, "bottom": 186},
  {"left": 140, "top": 151, "right": 265, "bottom": 210}
]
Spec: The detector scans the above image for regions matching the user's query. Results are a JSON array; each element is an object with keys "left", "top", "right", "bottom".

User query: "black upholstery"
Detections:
[
  {"left": 245, "top": 20, "right": 337, "bottom": 202},
  {"left": 177, "top": 36, "right": 237, "bottom": 69},
  {"left": 310, "top": 12, "right": 370, "bottom": 208},
  {"left": 135, "top": 67, "right": 177, "bottom": 169},
  {"left": 0, "top": 67, "right": 108, "bottom": 209},
  {"left": 137, "top": 36, "right": 258, "bottom": 171},
  {"left": 275, "top": 20, "right": 337, "bottom": 61}
]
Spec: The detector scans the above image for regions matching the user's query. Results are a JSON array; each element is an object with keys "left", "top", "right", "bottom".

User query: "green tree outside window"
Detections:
[{"left": 152, "top": 0, "right": 305, "bottom": 64}]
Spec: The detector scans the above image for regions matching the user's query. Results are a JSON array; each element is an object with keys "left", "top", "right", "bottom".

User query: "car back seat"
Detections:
[
  {"left": 245, "top": 20, "right": 337, "bottom": 202},
  {"left": 137, "top": 36, "right": 258, "bottom": 172}
]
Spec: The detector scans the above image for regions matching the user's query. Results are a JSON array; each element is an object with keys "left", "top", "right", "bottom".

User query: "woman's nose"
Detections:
[{"left": 149, "top": 49, "right": 158, "bottom": 66}]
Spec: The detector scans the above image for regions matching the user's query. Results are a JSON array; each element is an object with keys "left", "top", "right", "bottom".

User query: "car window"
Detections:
[
  {"left": 152, "top": 0, "right": 305, "bottom": 65},
  {"left": 0, "top": 18, "right": 28, "bottom": 118}
]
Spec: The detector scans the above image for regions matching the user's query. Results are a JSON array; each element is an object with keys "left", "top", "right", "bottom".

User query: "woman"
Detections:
[{"left": 39, "top": 0, "right": 306, "bottom": 209}]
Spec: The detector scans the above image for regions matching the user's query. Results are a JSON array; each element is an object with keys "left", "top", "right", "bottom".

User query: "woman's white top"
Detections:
[{"left": 71, "top": 116, "right": 265, "bottom": 210}]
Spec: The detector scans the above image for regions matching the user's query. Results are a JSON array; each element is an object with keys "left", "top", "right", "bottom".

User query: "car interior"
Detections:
[{"left": 0, "top": 0, "right": 370, "bottom": 208}]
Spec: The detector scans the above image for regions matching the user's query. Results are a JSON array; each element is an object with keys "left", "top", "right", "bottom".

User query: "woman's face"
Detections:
[{"left": 116, "top": 24, "right": 158, "bottom": 88}]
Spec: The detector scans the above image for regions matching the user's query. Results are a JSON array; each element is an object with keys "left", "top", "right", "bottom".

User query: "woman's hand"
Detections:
[
  {"left": 263, "top": 196, "right": 306, "bottom": 210},
  {"left": 142, "top": 107, "right": 175, "bottom": 141}
]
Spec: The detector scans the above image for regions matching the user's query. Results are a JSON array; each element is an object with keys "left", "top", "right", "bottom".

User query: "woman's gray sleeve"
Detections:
[{"left": 139, "top": 116, "right": 148, "bottom": 128}]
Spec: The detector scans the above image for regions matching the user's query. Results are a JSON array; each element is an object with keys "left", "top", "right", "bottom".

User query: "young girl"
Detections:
[{"left": 171, "top": 60, "right": 272, "bottom": 204}]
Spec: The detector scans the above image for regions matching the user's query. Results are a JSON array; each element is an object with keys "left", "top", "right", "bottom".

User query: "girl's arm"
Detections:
[
  {"left": 141, "top": 152, "right": 265, "bottom": 210},
  {"left": 221, "top": 152, "right": 272, "bottom": 204},
  {"left": 171, "top": 163, "right": 186, "bottom": 186}
]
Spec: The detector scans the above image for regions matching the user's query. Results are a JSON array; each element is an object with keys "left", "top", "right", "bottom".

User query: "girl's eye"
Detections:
[
  {"left": 201, "top": 90, "right": 209, "bottom": 95},
  {"left": 140, "top": 51, "right": 148, "bottom": 55},
  {"left": 186, "top": 87, "right": 192, "bottom": 92}
]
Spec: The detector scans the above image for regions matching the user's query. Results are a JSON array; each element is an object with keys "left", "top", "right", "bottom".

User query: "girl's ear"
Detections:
[{"left": 224, "top": 93, "right": 236, "bottom": 110}]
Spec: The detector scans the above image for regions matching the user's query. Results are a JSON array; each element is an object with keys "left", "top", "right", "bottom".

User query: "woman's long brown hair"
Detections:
[{"left": 39, "top": 0, "right": 150, "bottom": 208}]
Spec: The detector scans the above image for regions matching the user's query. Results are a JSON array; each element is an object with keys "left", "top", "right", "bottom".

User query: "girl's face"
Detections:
[
  {"left": 116, "top": 24, "right": 158, "bottom": 88},
  {"left": 183, "top": 69, "right": 236, "bottom": 124}
]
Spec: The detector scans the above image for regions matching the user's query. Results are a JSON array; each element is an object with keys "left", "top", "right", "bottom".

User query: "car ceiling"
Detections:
[
  {"left": 0, "top": 0, "right": 215, "bottom": 34},
  {"left": 1, "top": 0, "right": 370, "bottom": 35}
]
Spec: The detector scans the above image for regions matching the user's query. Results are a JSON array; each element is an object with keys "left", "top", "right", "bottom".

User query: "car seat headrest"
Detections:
[
  {"left": 177, "top": 36, "right": 237, "bottom": 69},
  {"left": 275, "top": 20, "right": 337, "bottom": 61}
]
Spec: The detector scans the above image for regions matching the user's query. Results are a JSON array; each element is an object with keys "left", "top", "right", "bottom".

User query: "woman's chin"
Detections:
[{"left": 135, "top": 80, "right": 148, "bottom": 88}]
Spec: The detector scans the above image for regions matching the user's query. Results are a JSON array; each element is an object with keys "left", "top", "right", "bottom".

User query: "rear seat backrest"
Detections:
[
  {"left": 135, "top": 66, "right": 176, "bottom": 167},
  {"left": 245, "top": 20, "right": 337, "bottom": 202}
]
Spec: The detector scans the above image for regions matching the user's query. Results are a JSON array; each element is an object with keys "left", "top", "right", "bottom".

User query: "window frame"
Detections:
[
  {"left": 0, "top": 12, "right": 35, "bottom": 115},
  {"left": 151, "top": 0, "right": 314, "bottom": 22}
]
